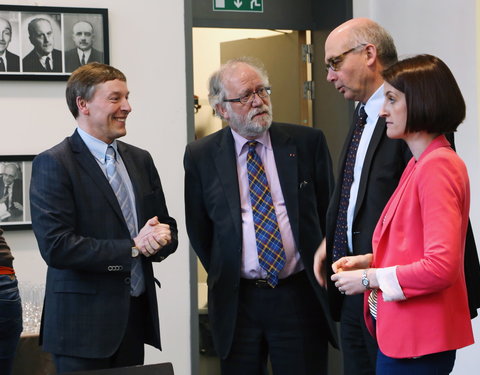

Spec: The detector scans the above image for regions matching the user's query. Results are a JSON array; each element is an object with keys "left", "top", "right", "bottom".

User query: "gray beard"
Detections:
[{"left": 228, "top": 105, "right": 273, "bottom": 139}]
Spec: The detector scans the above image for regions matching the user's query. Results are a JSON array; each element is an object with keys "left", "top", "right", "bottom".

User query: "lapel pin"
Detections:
[{"left": 289, "top": 153, "right": 296, "bottom": 157}]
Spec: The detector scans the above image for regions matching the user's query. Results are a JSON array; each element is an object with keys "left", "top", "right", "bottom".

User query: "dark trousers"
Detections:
[
  {"left": 377, "top": 349, "right": 456, "bottom": 375},
  {"left": 0, "top": 275, "right": 23, "bottom": 375},
  {"left": 53, "top": 294, "right": 147, "bottom": 374},
  {"left": 340, "top": 294, "right": 377, "bottom": 375},
  {"left": 221, "top": 271, "right": 328, "bottom": 375}
]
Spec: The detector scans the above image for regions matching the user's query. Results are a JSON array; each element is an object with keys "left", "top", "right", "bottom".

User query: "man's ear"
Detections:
[
  {"left": 216, "top": 103, "right": 229, "bottom": 120},
  {"left": 365, "top": 44, "right": 378, "bottom": 67},
  {"left": 76, "top": 96, "right": 89, "bottom": 116}
]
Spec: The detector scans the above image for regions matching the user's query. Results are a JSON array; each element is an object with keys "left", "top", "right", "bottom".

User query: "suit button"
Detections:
[{"left": 124, "top": 277, "right": 131, "bottom": 285}]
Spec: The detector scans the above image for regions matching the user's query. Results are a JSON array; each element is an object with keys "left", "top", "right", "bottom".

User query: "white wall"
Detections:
[
  {"left": 1, "top": 0, "right": 191, "bottom": 374},
  {"left": 354, "top": 0, "right": 480, "bottom": 371}
]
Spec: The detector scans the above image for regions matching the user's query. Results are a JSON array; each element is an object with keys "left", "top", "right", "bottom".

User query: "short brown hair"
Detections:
[
  {"left": 66, "top": 62, "right": 126, "bottom": 118},
  {"left": 382, "top": 54, "right": 465, "bottom": 134}
]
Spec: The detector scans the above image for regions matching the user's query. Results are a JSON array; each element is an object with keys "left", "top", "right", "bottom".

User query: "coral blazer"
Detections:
[{"left": 365, "top": 135, "right": 474, "bottom": 358}]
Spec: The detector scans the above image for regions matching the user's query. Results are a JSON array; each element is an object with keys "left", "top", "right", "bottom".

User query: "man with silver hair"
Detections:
[
  {"left": 23, "top": 17, "right": 62, "bottom": 72},
  {"left": 184, "top": 57, "right": 337, "bottom": 375}
]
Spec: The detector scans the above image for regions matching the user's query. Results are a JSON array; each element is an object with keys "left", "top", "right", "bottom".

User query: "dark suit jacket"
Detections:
[
  {"left": 325, "top": 109, "right": 480, "bottom": 321},
  {"left": 184, "top": 123, "right": 337, "bottom": 359},
  {"left": 65, "top": 48, "right": 104, "bottom": 72},
  {"left": 2, "top": 50, "right": 20, "bottom": 72},
  {"left": 30, "top": 130, "right": 178, "bottom": 358},
  {"left": 22, "top": 48, "right": 63, "bottom": 72}
]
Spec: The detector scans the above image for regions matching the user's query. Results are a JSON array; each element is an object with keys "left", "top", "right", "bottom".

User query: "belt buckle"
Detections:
[{"left": 254, "top": 279, "right": 270, "bottom": 288}]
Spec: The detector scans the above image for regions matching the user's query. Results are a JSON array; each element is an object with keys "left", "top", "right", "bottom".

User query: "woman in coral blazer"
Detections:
[{"left": 330, "top": 54, "right": 474, "bottom": 374}]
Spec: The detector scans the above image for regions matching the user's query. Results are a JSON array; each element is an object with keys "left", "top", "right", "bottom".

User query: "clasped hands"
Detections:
[
  {"left": 133, "top": 216, "right": 172, "bottom": 257},
  {"left": 331, "top": 254, "right": 373, "bottom": 295}
]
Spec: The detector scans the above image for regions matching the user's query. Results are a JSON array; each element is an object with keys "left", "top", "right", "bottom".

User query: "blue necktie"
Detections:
[
  {"left": 106, "top": 146, "right": 145, "bottom": 296},
  {"left": 332, "top": 106, "right": 368, "bottom": 261},
  {"left": 247, "top": 141, "right": 286, "bottom": 287}
]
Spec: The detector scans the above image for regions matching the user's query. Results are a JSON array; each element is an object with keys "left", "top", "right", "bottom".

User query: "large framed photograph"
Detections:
[
  {"left": 0, "top": 5, "right": 108, "bottom": 81},
  {"left": 0, "top": 155, "right": 35, "bottom": 230}
]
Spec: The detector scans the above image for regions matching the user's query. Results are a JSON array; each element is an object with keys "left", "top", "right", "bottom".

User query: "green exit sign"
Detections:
[{"left": 213, "top": 0, "right": 263, "bottom": 13}]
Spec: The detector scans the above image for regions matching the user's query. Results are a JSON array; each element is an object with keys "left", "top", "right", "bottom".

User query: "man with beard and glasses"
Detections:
[{"left": 184, "top": 57, "right": 337, "bottom": 375}]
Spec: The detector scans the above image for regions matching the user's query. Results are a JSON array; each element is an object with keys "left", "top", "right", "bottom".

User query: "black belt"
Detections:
[{"left": 240, "top": 270, "right": 306, "bottom": 289}]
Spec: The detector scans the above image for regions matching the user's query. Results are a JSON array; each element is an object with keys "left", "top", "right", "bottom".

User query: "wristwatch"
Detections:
[
  {"left": 361, "top": 269, "right": 371, "bottom": 290},
  {"left": 131, "top": 247, "right": 140, "bottom": 258}
]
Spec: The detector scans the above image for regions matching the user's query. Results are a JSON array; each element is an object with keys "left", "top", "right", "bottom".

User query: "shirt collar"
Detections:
[
  {"left": 363, "top": 83, "right": 385, "bottom": 120},
  {"left": 230, "top": 127, "right": 272, "bottom": 157},
  {"left": 77, "top": 127, "right": 118, "bottom": 164}
]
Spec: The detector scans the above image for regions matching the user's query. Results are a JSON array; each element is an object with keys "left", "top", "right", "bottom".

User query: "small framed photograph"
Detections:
[
  {"left": 0, "top": 4, "right": 108, "bottom": 81},
  {"left": 0, "top": 155, "right": 35, "bottom": 230}
]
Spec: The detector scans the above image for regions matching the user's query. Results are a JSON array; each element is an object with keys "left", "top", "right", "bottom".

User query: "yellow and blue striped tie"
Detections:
[{"left": 247, "top": 141, "right": 286, "bottom": 287}]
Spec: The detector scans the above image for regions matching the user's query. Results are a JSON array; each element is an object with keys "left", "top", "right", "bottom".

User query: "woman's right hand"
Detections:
[{"left": 332, "top": 253, "right": 373, "bottom": 273}]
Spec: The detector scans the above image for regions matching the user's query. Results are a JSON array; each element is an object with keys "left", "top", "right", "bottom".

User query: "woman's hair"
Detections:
[{"left": 382, "top": 54, "right": 465, "bottom": 134}]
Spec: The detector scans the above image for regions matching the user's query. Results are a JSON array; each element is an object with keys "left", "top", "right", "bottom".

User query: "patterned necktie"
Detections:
[
  {"left": 332, "top": 106, "right": 368, "bottom": 261},
  {"left": 81, "top": 53, "right": 86, "bottom": 65},
  {"left": 45, "top": 56, "right": 52, "bottom": 72},
  {"left": 246, "top": 141, "right": 286, "bottom": 287},
  {"left": 106, "top": 146, "right": 145, "bottom": 296},
  {"left": 0, "top": 57, "right": 5, "bottom": 72}
]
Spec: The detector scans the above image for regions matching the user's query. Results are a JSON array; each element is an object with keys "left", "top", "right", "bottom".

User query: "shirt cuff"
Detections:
[{"left": 376, "top": 266, "right": 406, "bottom": 302}]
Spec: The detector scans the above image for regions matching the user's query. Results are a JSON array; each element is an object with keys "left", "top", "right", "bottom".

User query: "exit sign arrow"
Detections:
[{"left": 213, "top": 0, "right": 263, "bottom": 13}]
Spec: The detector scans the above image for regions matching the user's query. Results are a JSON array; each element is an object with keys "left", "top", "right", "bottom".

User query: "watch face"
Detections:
[{"left": 362, "top": 278, "right": 369, "bottom": 287}]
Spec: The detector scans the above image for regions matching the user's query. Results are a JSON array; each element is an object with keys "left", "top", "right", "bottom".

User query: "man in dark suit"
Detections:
[
  {"left": 184, "top": 57, "right": 336, "bottom": 375},
  {"left": 0, "top": 17, "right": 20, "bottom": 72},
  {"left": 314, "top": 17, "right": 480, "bottom": 375},
  {"left": 65, "top": 20, "right": 104, "bottom": 73},
  {"left": 23, "top": 17, "right": 62, "bottom": 72},
  {"left": 30, "top": 62, "right": 178, "bottom": 374},
  {"left": 0, "top": 163, "right": 23, "bottom": 221}
]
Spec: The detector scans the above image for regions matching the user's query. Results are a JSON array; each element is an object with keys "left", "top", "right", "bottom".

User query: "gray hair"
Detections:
[
  {"left": 349, "top": 20, "right": 398, "bottom": 68},
  {"left": 208, "top": 57, "right": 270, "bottom": 119}
]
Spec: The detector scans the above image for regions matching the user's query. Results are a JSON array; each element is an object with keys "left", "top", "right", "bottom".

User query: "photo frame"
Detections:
[
  {"left": 0, "top": 155, "right": 35, "bottom": 230},
  {"left": 0, "top": 5, "right": 108, "bottom": 81}
]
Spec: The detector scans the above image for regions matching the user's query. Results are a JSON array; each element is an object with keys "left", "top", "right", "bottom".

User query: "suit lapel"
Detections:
[
  {"left": 69, "top": 131, "right": 126, "bottom": 224},
  {"left": 213, "top": 128, "right": 242, "bottom": 238},
  {"left": 269, "top": 125, "right": 299, "bottom": 244},
  {"left": 378, "top": 160, "right": 415, "bottom": 237}
]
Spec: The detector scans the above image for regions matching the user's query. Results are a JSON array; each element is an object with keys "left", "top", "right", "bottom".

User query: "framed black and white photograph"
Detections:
[
  {"left": 0, "top": 5, "right": 108, "bottom": 81},
  {"left": 0, "top": 155, "right": 35, "bottom": 230}
]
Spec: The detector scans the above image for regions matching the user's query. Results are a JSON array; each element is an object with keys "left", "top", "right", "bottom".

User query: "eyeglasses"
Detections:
[
  {"left": 223, "top": 87, "right": 271, "bottom": 104},
  {"left": 325, "top": 44, "right": 367, "bottom": 72}
]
